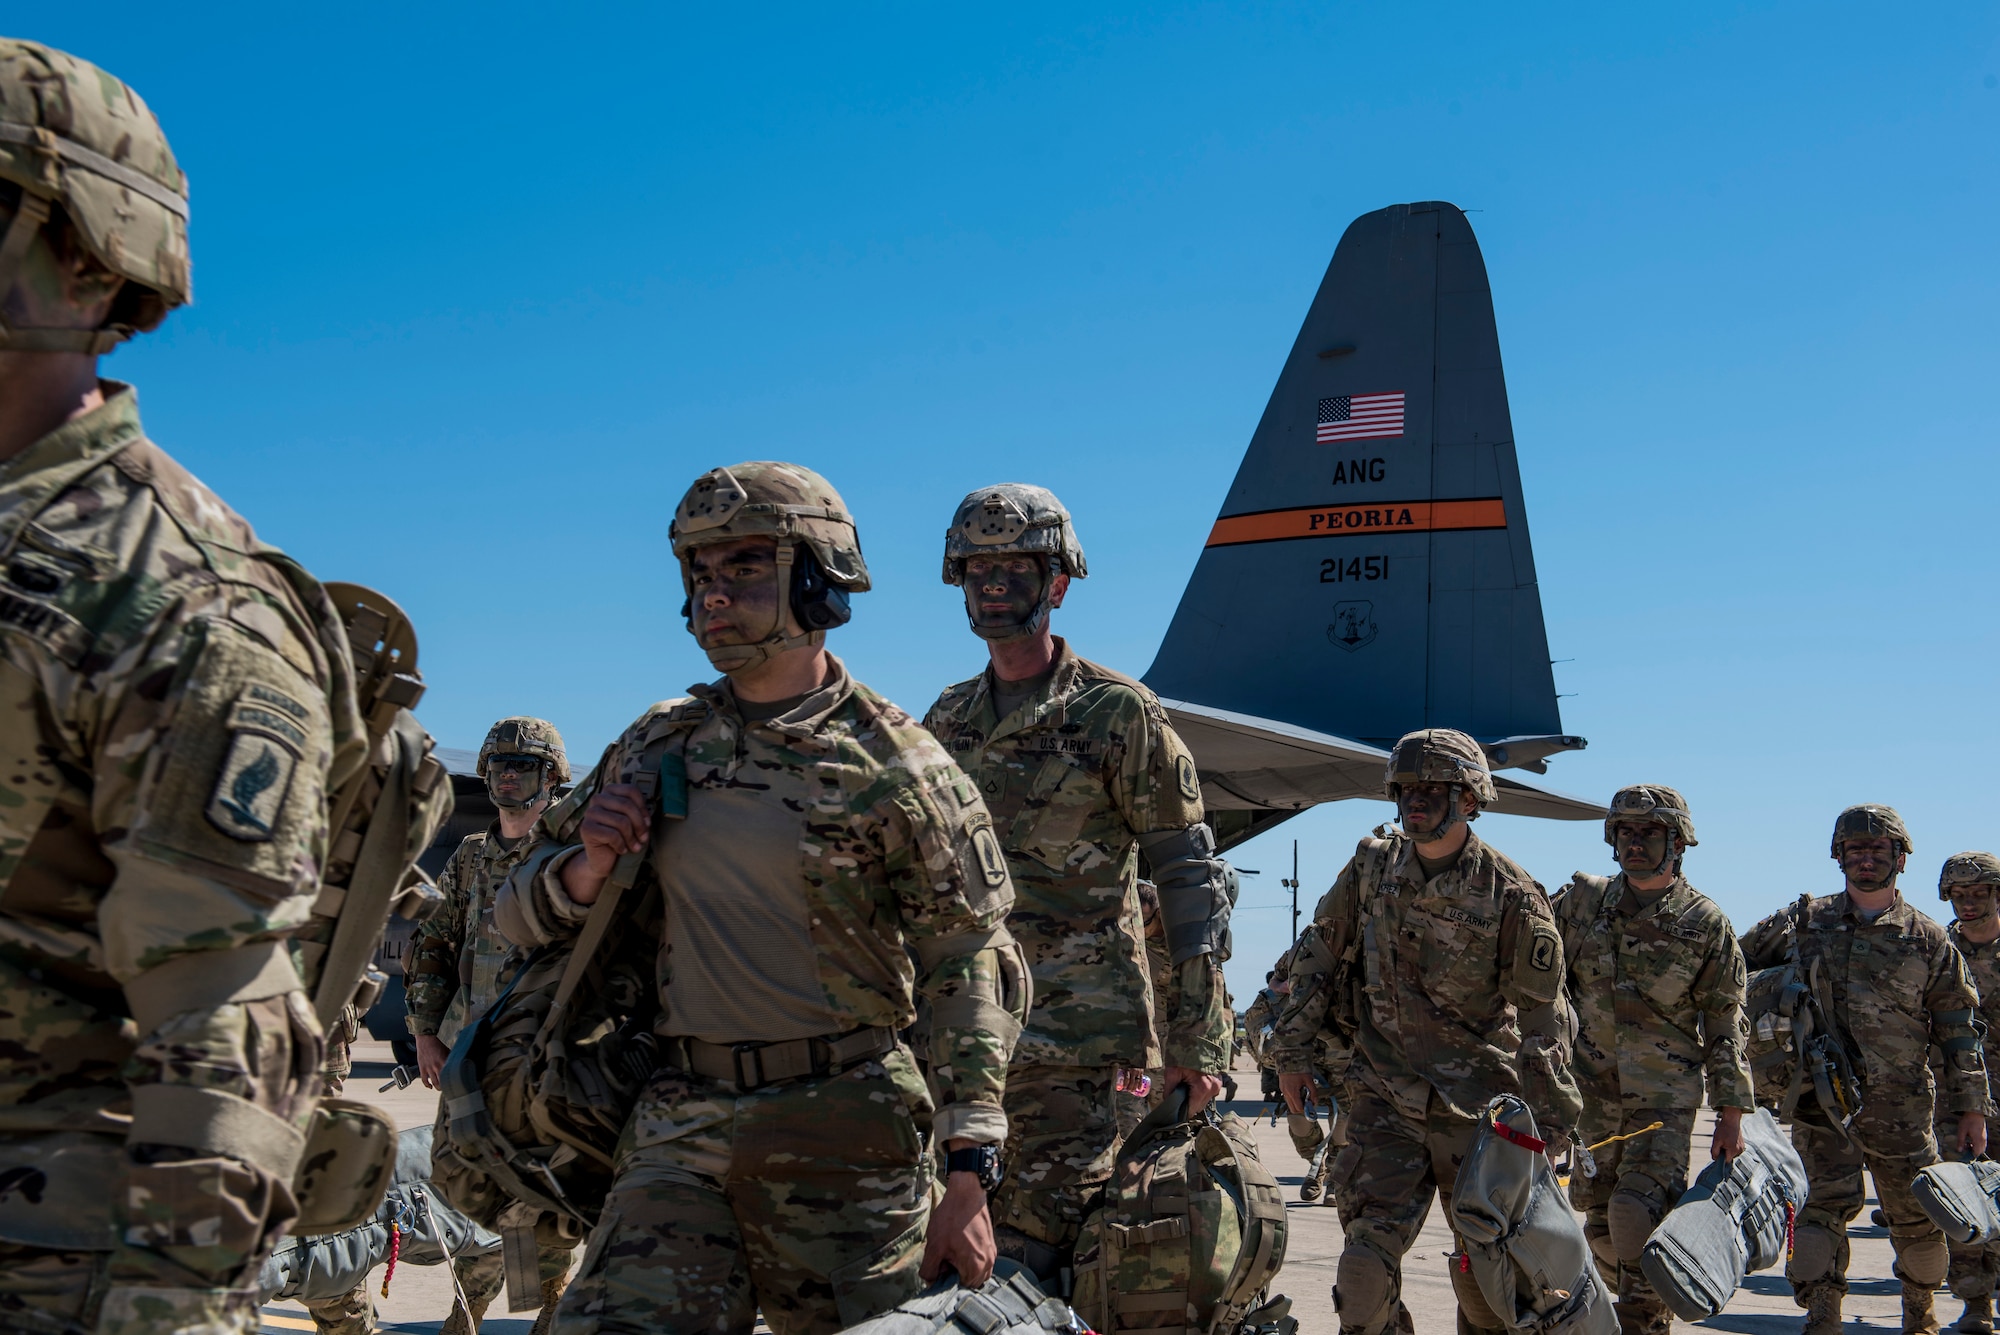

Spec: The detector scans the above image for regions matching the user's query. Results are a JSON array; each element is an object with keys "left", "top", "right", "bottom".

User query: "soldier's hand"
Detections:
[
  {"left": 921, "top": 1168, "right": 996, "bottom": 1287},
  {"left": 1961, "top": 1110, "right": 1989, "bottom": 1158},
  {"left": 1711, "top": 1106, "right": 1747, "bottom": 1160},
  {"left": 416, "top": 1034, "right": 450, "bottom": 1090},
  {"left": 567, "top": 783, "right": 653, "bottom": 903},
  {"left": 1278, "top": 1071, "right": 1314, "bottom": 1115},
  {"left": 1161, "top": 1066, "right": 1224, "bottom": 1114}
]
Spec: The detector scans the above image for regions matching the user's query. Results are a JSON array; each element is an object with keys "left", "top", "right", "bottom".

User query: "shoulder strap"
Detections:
[{"left": 1200, "top": 1118, "right": 1289, "bottom": 1335}]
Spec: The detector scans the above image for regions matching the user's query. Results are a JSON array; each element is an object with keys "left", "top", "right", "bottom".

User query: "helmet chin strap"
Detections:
[{"left": 693, "top": 542, "right": 826, "bottom": 673}]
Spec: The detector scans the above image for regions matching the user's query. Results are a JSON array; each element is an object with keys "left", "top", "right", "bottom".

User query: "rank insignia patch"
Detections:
[{"left": 206, "top": 728, "right": 297, "bottom": 841}]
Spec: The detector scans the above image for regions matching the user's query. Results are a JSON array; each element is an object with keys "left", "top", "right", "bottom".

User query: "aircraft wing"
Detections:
[{"left": 1159, "top": 698, "right": 1603, "bottom": 852}]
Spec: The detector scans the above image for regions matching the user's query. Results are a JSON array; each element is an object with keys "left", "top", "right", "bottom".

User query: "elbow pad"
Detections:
[
  {"left": 1938, "top": 1007, "right": 1988, "bottom": 1073},
  {"left": 1138, "top": 823, "right": 1238, "bottom": 964}
]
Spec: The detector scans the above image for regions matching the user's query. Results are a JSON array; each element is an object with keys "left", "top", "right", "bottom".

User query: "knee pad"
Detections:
[
  {"left": 1288, "top": 1114, "right": 1326, "bottom": 1157},
  {"left": 1606, "top": 1189, "right": 1661, "bottom": 1263},
  {"left": 1584, "top": 1226, "right": 1618, "bottom": 1285},
  {"left": 1788, "top": 1225, "right": 1840, "bottom": 1285},
  {"left": 1894, "top": 1232, "right": 1950, "bottom": 1289},
  {"left": 1447, "top": 1257, "right": 1504, "bottom": 1332},
  {"left": 1334, "top": 1246, "right": 1394, "bottom": 1334}
]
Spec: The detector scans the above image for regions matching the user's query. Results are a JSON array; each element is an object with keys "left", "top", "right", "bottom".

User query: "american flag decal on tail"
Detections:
[{"left": 1317, "top": 392, "right": 1405, "bottom": 443}]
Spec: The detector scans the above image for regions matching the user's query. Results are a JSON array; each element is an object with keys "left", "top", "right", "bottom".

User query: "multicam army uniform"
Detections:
[
  {"left": 409, "top": 825, "right": 575, "bottom": 1322},
  {"left": 1740, "top": 892, "right": 1986, "bottom": 1318},
  {"left": 1270, "top": 826, "right": 1575, "bottom": 1334},
  {"left": 1938, "top": 920, "right": 2000, "bottom": 1308},
  {"left": 924, "top": 638, "right": 1232, "bottom": 1259},
  {"left": 1551, "top": 872, "right": 1753, "bottom": 1335},
  {"left": 500, "top": 657, "right": 1017, "bottom": 1335},
  {"left": 0, "top": 383, "right": 363, "bottom": 1334}
]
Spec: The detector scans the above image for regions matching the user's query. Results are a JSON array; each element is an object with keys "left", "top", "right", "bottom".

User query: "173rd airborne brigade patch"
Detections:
[{"left": 205, "top": 685, "right": 308, "bottom": 841}]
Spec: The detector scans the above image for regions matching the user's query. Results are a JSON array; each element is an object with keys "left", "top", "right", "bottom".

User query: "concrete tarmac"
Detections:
[{"left": 261, "top": 1043, "right": 1929, "bottom": 1334}]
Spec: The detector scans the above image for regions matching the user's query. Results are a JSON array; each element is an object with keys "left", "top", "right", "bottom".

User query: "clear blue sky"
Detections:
[{"left": 33, "top": 4, "right": 2000, "bottom": 1006}]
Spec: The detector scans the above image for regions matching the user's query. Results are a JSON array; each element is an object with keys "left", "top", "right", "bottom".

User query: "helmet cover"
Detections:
[
  {"left": 0, "top": 40, "right": 190, "bottom": 348},
  {"left": 1383, "top": 727, "right": 1496, "bottom": 807},
  {"left": 1829, "top": 804, "right": 1912, "bottom": 860},
  {"left": 1603, "top": 784, "right": 1697, "bottom": 849},
  {"left": 1939, "top": 851, "right": 2000, "bottom": 901}
]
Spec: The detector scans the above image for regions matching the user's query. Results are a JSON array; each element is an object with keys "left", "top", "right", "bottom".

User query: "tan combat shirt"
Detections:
[
  {"left": 502, "top": 656, "right": 1019, "bottom": 1144},
  {"left": 1271, "top": 828, "right": 1569, "bottom": 1124},
  {"left": 1741, "top": 891, "right": 1986, "bottom": 1116},
  {"left": 406, "top": 824, "right": 543, "bottom": 1045},
  {"left": 924, "top": 638, "right": 1232, "bottom": 1073},
  {"left": 1553, "top": 872, "right": 1755, "bottom": 1115}
]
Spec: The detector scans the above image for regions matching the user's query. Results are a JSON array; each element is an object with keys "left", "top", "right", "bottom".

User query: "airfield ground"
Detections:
[{"left": 258, "top": 1043, "right": 1917, "bottom": 1334}]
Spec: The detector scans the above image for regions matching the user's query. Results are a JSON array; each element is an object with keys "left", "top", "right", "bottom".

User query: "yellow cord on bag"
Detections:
[{"left": 1586, "top": 1120, "right": 1663, "bottom": 1152}]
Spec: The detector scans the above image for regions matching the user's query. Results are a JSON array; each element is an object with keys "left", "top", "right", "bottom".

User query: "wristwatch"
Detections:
[{"left": 945, "top": 1143, "right": 1004, "bottom": 1192}]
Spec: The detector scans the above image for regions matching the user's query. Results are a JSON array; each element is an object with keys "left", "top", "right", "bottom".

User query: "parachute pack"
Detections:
[
  {"left": 1449, "top": 1094, "right": 1617, "bottom": 1335},
  {"left": 1637, "top": 1107, "right": 1808, "bottom": 1322},
  {"left": 261, "top": 1125, "right": 499, "bottom": 1305},
  {"left": 1744, "top": 896, "right": 1865, "bottom": 1143},
  {"left": 1914, "top": 1159, "right": 2000, "bottom": 1247},
  {"left": 837, "top": 1263, "right": 1085, "bottom": 1335},
  {"left": 1071, "top": 1089, "right": 1294, "bottom": 1335}
]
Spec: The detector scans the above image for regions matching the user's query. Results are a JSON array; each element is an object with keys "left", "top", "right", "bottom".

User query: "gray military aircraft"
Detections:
[{"left": 1143, "top": 201, "right": 1600, "bottom": 851}]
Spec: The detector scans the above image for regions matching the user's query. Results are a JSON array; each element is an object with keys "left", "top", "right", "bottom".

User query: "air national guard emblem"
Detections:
[
  {"left": 1327, "top": 600, "right": 1377, "bottom": 652},
  {"left": 207, "top": 730, "right": 297, "bottom": 841}
]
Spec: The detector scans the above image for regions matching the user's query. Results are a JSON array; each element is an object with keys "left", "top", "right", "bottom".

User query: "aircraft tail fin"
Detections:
[{"left": 1145, "top": 201, "right": 1581, "bottom": 771}]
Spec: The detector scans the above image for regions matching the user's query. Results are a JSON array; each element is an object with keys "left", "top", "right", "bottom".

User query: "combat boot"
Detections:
[
  {"left": 528, "top": 1276, "right": 567, "bottom": 1335},
  {"left": 440, "top": 1293, "right": 491, "bottom": 1335},
  {"left": 1906, "top": 1283, "right": 1942, "bottom": 1334},
  {"left": 1803, "top": 1287, "right": 1843, "bottom": 1335},
  {"left": 1956, "top": 1295, "right": 1995, "bottom": 1334}
]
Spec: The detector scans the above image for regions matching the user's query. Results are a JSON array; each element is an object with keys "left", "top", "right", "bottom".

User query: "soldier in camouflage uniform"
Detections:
[
  {"left": 1933, "top": 853, "right": 2000, "bottom": 1334},
  {"left": 497, "top": 463, "right": 1023, "bottom": 1335},
  {"left": 923, "top": 484, "right": 1236, "bottom": 1284},
  {"left": 1741, "top": 805, "right": 1989, "bottom": 1335},
  {"left": 0, "top": 40, "right": 368, "bottom": 1335},
  {"left": 1550, "top": 785, "right": 1754, "bottom": 1335},
  {"left": 1269, "top": 729, "right": 1581, "bottom": 1335},
  {"left": 406, "top": 717, "right": 574, "bottom": 1334}
]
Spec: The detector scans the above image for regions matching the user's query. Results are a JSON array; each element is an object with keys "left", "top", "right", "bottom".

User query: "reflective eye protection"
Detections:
[{"left": 487, "top": 754, "right": 545, "bottom": 776}]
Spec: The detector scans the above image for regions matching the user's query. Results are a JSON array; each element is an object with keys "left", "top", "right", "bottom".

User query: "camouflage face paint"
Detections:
[
  {"left": 962, "top": 554, "right": 1047, "bottom": 637},
  {"left": 1839, "top": 835, "right": 1900, "bottom": 892},
  {"left": 1396, "top": 781, "right": 1457, "bottom": 838},
  {"left": 1612, "top": 821, "right": 1673, "bottom": 878},
  {"left": 687, "top": 537, "right": 785, "bottom": 650},
  {"left": 1950, "top": 884, "right": 1997, "bottom": 927}
]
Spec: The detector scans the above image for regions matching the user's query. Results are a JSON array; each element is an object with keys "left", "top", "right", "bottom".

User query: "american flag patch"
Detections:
[{"left": 1317, "top": 392, "right": 1405, "bottom": 443}]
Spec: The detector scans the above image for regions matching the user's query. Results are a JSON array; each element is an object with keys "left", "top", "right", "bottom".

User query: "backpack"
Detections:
[
  {"left": 837, "top": 1263, "right": 1083, "bottom": 1335},
  {"left": 1072, "top": 1089, "right": 1294, "bottom": 1335},
  {"left": 284, "top": 580, "right": 455, "bottom": 1233},
  {"left": 260, "top": 1124, "right": 499, "bottom": 1304},
  {"left": 437, "top": 704, "right": 702, "bottom": 1231},
  {"left": 1637, "top": 1107, "right": 1808, "bottom": 1322},
  {"left": 1449, "top": 1094, "right": 1617, "bottom": 1335},
  {"left": 1743, "top": 896, "right": 1865, "bottom": 1144}
]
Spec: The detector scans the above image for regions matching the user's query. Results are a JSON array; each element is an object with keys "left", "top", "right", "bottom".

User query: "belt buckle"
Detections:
[{"left": 731, "top": 1042, "right": 767, "bottom": 1090}]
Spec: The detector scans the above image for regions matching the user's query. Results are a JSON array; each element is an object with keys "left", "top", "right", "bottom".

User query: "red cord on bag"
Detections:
[
  {"left": 1488, "top": 1120, "right": 1547, "bottom": 1154},
  {"left": 1784, "top": 1202, "right": 1796, "bottom": 1260},
  {"left": 381, "top": 1223, "right": 401, "bottom": 1298},
  {"left": 1458, "top": 1254, "right": 1470, "bottom": 1272}
]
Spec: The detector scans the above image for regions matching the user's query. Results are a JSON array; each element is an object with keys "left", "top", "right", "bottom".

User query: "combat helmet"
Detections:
[
  {"left": 1938, "top": 851, "right": 2000, "bottom": 902},
  {"left": 1604, "top": 784, "right": 1697, "bottom": 849},
  {"left": 1829, "top": 804, "right": 1912, "bottom": 860},
  {"left": 1384, "top": 727, "right": 1496, "bottom": 807},
  {"left": 671, "top": 462, "right": 869, "bottom": 671},
  {"left": 476, "top": 716, "right": 568, "bottom": 810},
  {"left": 0, "top": 40, "right": 190, "bottom": 352},
  {"left": 942, "top": 484, "right": 1087, "bottom": 641}
]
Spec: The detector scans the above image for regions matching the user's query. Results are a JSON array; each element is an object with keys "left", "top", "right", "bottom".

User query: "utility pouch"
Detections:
[{"left": 292, "top": 1098, "right": 399, "bottom": 1234}]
